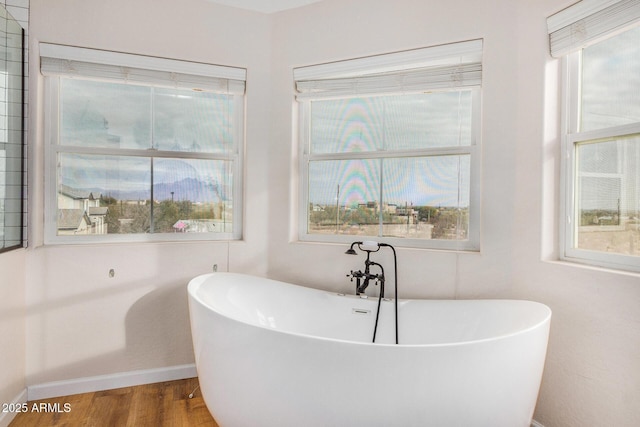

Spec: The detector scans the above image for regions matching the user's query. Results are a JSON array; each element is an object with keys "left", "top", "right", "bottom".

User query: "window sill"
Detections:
[
  {"left": 292, "top": 237, "right": 481, "bottom": 254},
  {"left": 544, "top": 257, "right": 640, "bottom": 278}
]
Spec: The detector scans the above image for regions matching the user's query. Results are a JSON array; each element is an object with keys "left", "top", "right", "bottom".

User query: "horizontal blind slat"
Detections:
[
  {"left": 296, "top": 63, "right": 481, "bottom": 99},
  {"left": 294, "top": 40, "right": 483, "bottom": 100},
  {"left": 547, "top": 0, "right": 640, "bottom": 57},
  {"left": 40, "top": 44, "right": 246, "bottom": 94}
]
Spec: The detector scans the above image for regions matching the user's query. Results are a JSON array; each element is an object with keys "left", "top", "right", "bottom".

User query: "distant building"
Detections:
[
  {"left": 173, "top": 219, "right": 217, "bottom": 233},
  {"left": 57, "top": 185, "right": 108, "bottom": 235},
  {"left": 57, "top": 209, "right": 92, "bottom": 235}
]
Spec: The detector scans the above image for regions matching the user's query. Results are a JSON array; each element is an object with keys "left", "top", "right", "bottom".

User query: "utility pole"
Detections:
[{"left": 336, "top": 184, "right": 340, "bottom": 234}]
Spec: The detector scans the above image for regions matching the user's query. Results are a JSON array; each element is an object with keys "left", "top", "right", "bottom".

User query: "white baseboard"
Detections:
[
  {"left": 0, "top": 388, "right": 28, "bottom": 427},
  {"left": 27, "top": 363, "right": 197, "bottom": 401},
  {"left": 531, "top": 420, "right": 545, "bottom": 427}
]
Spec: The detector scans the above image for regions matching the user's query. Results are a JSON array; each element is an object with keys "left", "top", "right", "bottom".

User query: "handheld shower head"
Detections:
[
  {"left": 345, "top": 240, "right": 381, "bottom": 255},
  {"left": 345, "top": 241, "right": 362, "bottom": 255}
]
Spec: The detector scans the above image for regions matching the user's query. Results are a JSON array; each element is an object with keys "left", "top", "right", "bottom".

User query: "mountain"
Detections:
[
  {"left": 71, "top": 177, "right": 230, "bottom": 203},
  {"left": 153, "top": 177, "right": 228, "bottom": 202}
]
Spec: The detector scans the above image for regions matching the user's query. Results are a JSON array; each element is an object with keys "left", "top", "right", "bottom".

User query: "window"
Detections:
[
  {"left": 294, "top": 40, "right": 482, "bottom": 250},
  {"left": 41, "top": 44, "right": 245, "bottom": 243},
  {"left": 549, "top": 1, "right": 640, "bottom": 271},
  {"left": 0, "top": 6, "right": 24, "bottom": 252}
]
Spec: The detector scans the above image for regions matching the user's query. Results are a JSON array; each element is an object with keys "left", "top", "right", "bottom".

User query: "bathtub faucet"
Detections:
[
  {"left": 348, "top": 260, "right": 385, "bottom": 296},
  {"left": 345, "top": 240, "right": 399, "bottom": 344},
  {"left": 345, "top": 241, "right": 385, "bottom": 296}
]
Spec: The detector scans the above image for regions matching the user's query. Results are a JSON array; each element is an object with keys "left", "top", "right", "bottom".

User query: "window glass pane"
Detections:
[
  {"left": 382, "top": 155, "right": 470, "bottom": 240},
  {"left": 581, "top": 25, "right": 640, "bottom": 131},
  {"left": 152, "top": 158, "right": 233, "bottom": 233},
  {"left": 383, "top": 92, "right": 472, "bottom": 151},
  {"left": 58, "top": 153, "right": 151, "bottom": 235},
  {"left": 0, "top": 7, "right": 23, "bottom": 250},
  {"left": 311, "top": 98, "right": 384, "bottom": 153},
  {"left": 575, "top": 135, "right": 639, "bottom": 256},
  {"left": 308, "top": 159, "right": 380, "bottom": 235},
  {"left": 307, "top": 155, "right": 471, "bottom": 240},
  {"left": 153, "top": 88, "right": 235, "bottom": 154},
  {"left": 60, "top": 79, "right": 152, "bottom": 149},
  {"left": 310, "top": 91, "right": 472, "bottom": 154},
  {"left": 49, "top": 53, "right": 244, "bottom": 243},
  {"left": 577, "top": 139, "right": 620, "bottom": 174},
  {"left": 0, "top": 145, "right": 22, "bottom": 247},
  {"left": 57, "top": 154, "right": 235, "bottom": 236}
]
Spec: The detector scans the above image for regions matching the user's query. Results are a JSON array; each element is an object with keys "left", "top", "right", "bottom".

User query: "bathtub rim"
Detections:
[{"left": 187, "top": 272, "right": 552, "bottom": 349}]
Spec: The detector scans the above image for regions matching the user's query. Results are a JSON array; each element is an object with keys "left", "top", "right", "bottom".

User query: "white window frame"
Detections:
[
  {"left": 294, "top": 40, "right": 482, "bottom": 251},
  {"left": 560, "top": 49, "right": 640, "bottom": 272},
  {"left": 550, "top": 0, "right": 640, "bottom": 272},
  {"left": 41, "top": 44, "right": 245, "bottom": 244}
]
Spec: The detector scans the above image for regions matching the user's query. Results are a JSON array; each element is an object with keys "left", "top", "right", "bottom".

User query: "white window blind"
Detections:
[
  {"left": 294, "top": 39, "right": 482, "bottom": 100},
  {"left": 547, "top": 0, "right": 640, "bottom": 57},
  {"left": 40, "top": 43, "right": 246, "bottom": 94}
]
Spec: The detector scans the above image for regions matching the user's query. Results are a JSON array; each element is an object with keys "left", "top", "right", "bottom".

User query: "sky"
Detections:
[
  {"left": 57, "top": 79, "right": 236, "bottom": 201},
  {"left": 59, "top": 78, "right": 474, "bottom": 208},
  {"left": 53, "top": 25, "right": 640, "bottom": 213},
  {"left": 308, "top": 91, "right": 473, "bottom": 207},
  {"left": 581, "top": 25, "right": 640, "bottom": 131},
  {"left": 577, "top": 25, "right": 640, "bottom": 213}
]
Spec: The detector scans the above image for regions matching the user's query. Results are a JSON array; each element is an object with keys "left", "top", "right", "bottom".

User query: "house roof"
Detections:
[
  {"left": 58, "top": 184, "right": 102, "bottom": 200},
  {"left": 89, "top": 207, "right": 109, "bottom": 216},
  {"left": 58, "top": 209, "right": 91, "bottom": 229}
]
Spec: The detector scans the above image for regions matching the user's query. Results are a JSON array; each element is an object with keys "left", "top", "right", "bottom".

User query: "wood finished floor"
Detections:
[{"left": 9, "top": 377, "right": 219, "bottom": 427}]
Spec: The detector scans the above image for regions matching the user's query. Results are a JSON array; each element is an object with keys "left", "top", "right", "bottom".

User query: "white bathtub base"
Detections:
[{"left": 188, "top": 273, "right": 551, "bottom": 427}]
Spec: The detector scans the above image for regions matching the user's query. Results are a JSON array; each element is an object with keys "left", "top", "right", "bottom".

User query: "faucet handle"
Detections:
[{"left": 348, "top": 269, "right": 363, "bottom": 277}]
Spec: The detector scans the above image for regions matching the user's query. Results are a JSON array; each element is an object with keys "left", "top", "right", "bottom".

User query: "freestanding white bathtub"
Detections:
[{"left": 188, "top": 272, "right": 551, "bottom": 427}]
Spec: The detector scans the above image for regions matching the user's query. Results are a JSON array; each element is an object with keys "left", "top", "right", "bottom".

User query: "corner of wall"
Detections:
[{"left": 0, "top": 248, "right": 27, "bottom": 424}]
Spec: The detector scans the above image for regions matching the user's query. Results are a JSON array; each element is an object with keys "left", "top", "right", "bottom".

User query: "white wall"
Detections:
[
  {"left": 25, "top": 0, "right": 271, "bottom": 385},
  {"left": 512, "top": 3, "right": 640, "bottom": 425},
  {"left": 269, "top": 0, "right": 525, "bottom": 296},
  {"left": 268, "top": 1, "right": 640, "bottom": 426},
  {"left": 0, "top": 248, "right": 26, "bottom": 427},
  {"left": 0, "top": 1, "right": 28, "bottom": 426}
]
